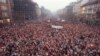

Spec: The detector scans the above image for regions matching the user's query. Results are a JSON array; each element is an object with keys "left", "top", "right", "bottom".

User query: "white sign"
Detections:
[
  {"left": 7, "top": 19, "right": 10, "bottom": 22},
  {"left": 51, "top": 25, "right": 63, "bottom": 29}
]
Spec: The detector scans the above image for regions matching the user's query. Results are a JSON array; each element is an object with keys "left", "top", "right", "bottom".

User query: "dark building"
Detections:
[{"left": 13, "top": 0, "right": 39, "bottom": 22}]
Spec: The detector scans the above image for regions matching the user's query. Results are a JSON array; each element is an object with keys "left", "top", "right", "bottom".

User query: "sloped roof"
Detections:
[{"left": 81, "top": 1, "right": 98, "bottom": 7}]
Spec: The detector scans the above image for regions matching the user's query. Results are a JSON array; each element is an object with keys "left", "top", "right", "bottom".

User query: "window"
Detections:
[
  {"left": 0, "top": 0, "right": 6, "bottom": 3},
  {"left": 2, "top": 12, "right": 8, "bottom": 17},
  {"left": 82, "top": 7, "right": 86, "bottom": 10},
  {"left": 1, "top": 6, "right": 7, "bottom": 11},
  {"left": 6, "top": 19, "right": 10, "bottom": 22}
]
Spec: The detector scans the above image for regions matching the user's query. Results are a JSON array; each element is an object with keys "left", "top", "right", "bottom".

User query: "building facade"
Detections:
[
  {"left": 81, "top": 0, "right": 100, "bottom": 20},
  {"left": 13, "top": 0, "right": 39, "bottom": 22},
  {"left": 0, "top": 0, "right": 13, "bottom": 24},
  {"left": 73, "top": 1, "right": 82, "bottom": 20}
]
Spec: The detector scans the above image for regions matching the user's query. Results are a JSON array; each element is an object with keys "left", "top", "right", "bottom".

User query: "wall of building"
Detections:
[
  {"left": 73, "top": 1, "right": 82, "bottom": 19},
  {"left": 0, "top": 0, "right": 13, "bottom": 24},
  {"left": 13, "top": 0, "right": 39, "bottom": 22},
  {"left": 81, "top": 0, "right": 99, "bottom": 20}
]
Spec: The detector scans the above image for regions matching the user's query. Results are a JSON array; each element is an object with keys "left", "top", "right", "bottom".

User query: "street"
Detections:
[{"left": 0, "top": 21, "right": 100, "bottom": 56}]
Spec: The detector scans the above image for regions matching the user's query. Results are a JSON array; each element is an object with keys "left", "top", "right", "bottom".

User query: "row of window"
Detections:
[
  {"left": 2, "top": 12, "right": 8, "bottom": 17},
  {"left": 82, "top": 3, "right": 100, "bottom": 14},
  {"left": 1, "top": 6, "right": 7, "bottom": 11},
  {"left": 0, "top": 0, "right": 6, "bottom": 3},
  {"left": 1, "top": 5, "right": 8, "bottom": 17},
  {"left": 82, "top": 8, "right": 96, "bottom": 14}
]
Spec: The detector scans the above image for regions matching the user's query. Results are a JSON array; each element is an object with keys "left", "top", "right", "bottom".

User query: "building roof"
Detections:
[{"left": 81, "top": 0, "right": 98, "bottom": 7}]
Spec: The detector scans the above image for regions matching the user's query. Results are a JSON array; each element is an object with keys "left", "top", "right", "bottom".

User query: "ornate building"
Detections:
[
  {"left": 0, "top": 0, "right": 13, "bottom": 24},
  {"left": 81, "top": 0, "right": 100, "bottom": 20}
]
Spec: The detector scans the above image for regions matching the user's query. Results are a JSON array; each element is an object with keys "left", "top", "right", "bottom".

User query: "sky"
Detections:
[{"left": 33, "top": 0, "right": 77, "bottom": 12}]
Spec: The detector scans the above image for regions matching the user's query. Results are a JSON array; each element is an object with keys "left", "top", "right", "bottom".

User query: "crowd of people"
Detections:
[{"left": 0, "top": 21, "right": 100, "bottom": 56}]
